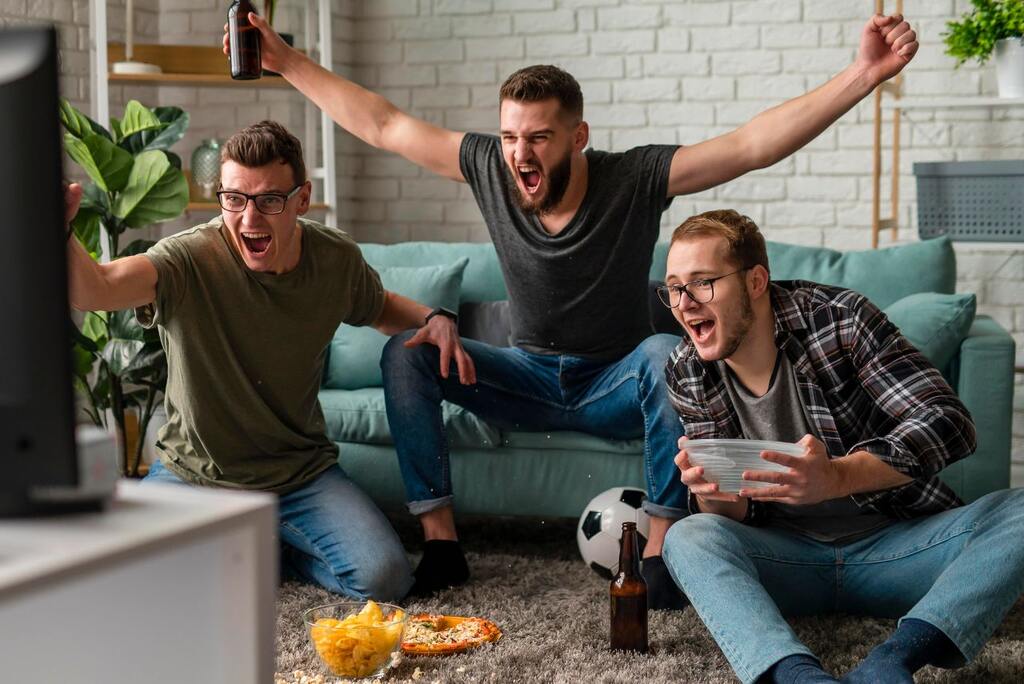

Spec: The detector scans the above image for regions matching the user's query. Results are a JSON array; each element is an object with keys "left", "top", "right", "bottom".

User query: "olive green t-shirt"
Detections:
[{"left": 136, "top": 217, "right": 384, "bottom": 494}]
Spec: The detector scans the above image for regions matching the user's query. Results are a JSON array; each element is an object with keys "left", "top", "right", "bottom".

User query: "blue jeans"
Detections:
[
  {"left": 662, "top": 489, "right": 1024, "bottom": 683},
  {"left": 144, "top": 460, "right": 414, "bottom": 601},
  {"left": 380, "top": 331, "right": 687, "bottom": 518}
]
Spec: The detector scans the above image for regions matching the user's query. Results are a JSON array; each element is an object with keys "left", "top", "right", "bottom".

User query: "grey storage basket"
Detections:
[{"left": 914, "top": 160, "right": 1024, "bottom": 242}]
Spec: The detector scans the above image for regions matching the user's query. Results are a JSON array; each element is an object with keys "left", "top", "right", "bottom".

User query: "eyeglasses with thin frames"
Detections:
[
  {"left": 656, "top": 269, "right": 748, "bottom": 308},
  {"left": 216, "top": 184, "right": 303, "bottom": 215}
]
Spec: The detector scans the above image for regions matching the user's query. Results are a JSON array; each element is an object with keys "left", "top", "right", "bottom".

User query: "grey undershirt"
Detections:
[{"left": 718, "top": 353, "right": 891, "bottom": 543}]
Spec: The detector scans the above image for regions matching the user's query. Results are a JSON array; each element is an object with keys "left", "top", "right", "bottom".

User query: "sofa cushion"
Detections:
[
  {"left": 499, "top": 430, "right": 645, "bottom": 455},
  {"left": 320, "top": 388, "right": 501, "bottom": 448},
  {"left": 359, "top": 242, "right": 506, "bottom": 303},
  {"left": 765, "top": 237, "right": 956, "bottom": 310},
  {"left": 884, "top": 292, "right": 977, "bottom": 371},
  {"left": 325, "top": 259, "right": 468, "bottom": 390},
  {"left": 458, "top": 300, "right": 512, "bottom": 347}
]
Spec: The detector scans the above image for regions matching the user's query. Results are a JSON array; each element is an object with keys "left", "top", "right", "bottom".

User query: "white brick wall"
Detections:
[{"left": 3, "top": 0, "right": 1022, "bottom": 478}]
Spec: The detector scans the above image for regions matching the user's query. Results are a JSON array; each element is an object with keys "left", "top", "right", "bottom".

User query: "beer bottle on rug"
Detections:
[
  {"left": 228, "top": 0, "right": 261, "bottom": 80},
  {"left": 610, "top": 521, "right": 648, "bottom": 653}
]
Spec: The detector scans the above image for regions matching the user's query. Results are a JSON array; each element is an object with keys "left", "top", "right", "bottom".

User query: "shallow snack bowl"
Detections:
[{"left": 684, "top": 439, "right": 804, "bottom": 492}]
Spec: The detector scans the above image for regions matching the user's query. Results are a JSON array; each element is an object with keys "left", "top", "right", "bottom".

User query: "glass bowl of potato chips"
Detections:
[{"left": 303, "top": 600, "right": 407, "bottom": 679}]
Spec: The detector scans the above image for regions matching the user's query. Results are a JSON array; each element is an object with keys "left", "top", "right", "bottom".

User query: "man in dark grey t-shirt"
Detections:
[{"left": 228, "top": 10, "right": 921, "bottom": 605}]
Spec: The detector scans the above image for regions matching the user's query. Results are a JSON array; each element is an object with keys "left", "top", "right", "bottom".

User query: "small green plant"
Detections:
[
  {"left": 60, "top": 98, "right": 190, "bottom": 477},
  {"left": 944, "top": 0, "right": 1024, "bottom": 66},
  {"left": 264, "top": 0, "right": 277, "bottom": 27}
]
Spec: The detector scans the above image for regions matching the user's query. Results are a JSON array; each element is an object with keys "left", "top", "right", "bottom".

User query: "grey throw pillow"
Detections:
[{"left": 458, "top": 301, "right": 512, "bottom": 347}]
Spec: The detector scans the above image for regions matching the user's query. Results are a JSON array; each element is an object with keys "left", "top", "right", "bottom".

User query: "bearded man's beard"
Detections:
[
  {"left": 719, "top": 286, "right": 754, "bottom": 360},
  {"left": 503, "top": 152, "right": 573, "bottom": 216}
]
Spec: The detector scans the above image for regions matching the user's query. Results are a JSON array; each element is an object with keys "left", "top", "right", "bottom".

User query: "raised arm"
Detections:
[
  {"left": 225, "top": 13, "right": 466, "bottom": 182},
  {"left": 65, "top": 183, "right": 157, "bottom": 312},
  {"left": 667, "top": 13, "right": 919, "bottom": 197}
]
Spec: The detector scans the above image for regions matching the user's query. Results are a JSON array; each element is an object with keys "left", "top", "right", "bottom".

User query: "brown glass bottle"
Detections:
[
  {"left": 610, "top": 521, "right": 648, "bottom": 653},
  {"left": 228, "top": 0, "right": 261, "bottom": 80}
]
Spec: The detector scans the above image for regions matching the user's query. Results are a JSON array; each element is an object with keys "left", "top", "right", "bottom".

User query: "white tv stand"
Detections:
[{"left": 0, "top": 480, "right": 278, "bottom": 683}]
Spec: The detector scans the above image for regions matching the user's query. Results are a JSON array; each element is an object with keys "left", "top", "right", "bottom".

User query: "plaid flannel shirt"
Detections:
[{"left": 665, "top": 281, "right": 977, "bottom": 521}]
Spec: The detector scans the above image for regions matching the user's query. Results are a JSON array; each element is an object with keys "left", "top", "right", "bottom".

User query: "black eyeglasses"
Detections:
[
  {"left": 656, "top": 269, "right": 747, "bottom": 308},
  {"left": 216, "top": 184, "right": 302, "bottom": 215}
]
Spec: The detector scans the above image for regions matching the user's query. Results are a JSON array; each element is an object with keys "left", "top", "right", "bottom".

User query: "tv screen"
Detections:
[{"left": 0, "top": 26, "right": 106, "bottom": 516}]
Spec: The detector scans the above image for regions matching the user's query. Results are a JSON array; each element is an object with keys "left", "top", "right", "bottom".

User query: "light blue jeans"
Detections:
[
  {"left": 662, "top": 489, "right": 1024, "bottom": 683},
  {"left": 144, "top": 460, "right": 414, "bottom": 601},
  {"left": 380, "top": 332, "right": 687, "bottom": 518}
]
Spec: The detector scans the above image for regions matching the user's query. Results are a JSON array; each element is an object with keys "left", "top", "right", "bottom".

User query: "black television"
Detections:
[{"left": 0, "top": 26, "right": 115, "bottom": 516}]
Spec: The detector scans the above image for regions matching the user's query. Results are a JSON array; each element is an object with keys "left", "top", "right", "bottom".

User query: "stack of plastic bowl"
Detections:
[{"left": 683, "top": 439, "right": 804, "bottom": 493}]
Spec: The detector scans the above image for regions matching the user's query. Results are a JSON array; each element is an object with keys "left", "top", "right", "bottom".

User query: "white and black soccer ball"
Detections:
[{"left": 576, "top": 486, "right": 650, "bottom": 580}]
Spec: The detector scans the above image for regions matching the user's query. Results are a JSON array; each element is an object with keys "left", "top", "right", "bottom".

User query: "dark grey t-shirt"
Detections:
[
  {"left": 718, "top": 353, "right": 891, "bottom": 543},
  {"left": 459, "top": 133, "right": 677, "bottom": 360}
]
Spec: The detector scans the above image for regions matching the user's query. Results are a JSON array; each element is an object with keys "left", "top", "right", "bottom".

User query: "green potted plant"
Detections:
[
  {"left": 944, "top": 0, "right": 1024, "bottom": 97},
  {"left": 61, "top": 98, "right": 190, "bottom": 477}
]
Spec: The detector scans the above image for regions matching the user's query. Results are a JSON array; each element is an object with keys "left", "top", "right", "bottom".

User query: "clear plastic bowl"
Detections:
[
  {"left": 684, "top": 438, "right": 804, "bottom": 492},
  {"left": 303, "top": 600, "right": 407, "bottom": 680}
]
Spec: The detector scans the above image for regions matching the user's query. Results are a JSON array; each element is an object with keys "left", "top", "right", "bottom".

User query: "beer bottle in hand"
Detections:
[
  {"left": 228, "top": 0, "right": 261, "bottom": 80},
  {"left": 610, "top": 521, "right": 648, "bottom": 653}
]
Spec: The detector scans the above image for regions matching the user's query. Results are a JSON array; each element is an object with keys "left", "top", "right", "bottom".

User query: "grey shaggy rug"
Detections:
[{"left": 274, "top": 516, "right": 1024, "bottom": 683}]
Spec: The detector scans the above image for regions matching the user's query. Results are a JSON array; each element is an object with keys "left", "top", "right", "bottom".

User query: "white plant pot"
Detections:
[{"left": 995, "top": 36, "right": 1024, "bottom": 98}]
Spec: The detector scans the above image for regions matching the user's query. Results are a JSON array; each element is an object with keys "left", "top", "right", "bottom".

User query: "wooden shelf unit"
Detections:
[
  {"left": 88, "top": 0, "right": 338, "bottom": 245},
  {"left": 106, "top": 42, "right": 291, "bottom": 87}
]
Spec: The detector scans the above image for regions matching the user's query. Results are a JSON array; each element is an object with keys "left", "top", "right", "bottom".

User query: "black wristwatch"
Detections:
[{"left": 424, "top": 306, "right": 458, "bottom": 326}]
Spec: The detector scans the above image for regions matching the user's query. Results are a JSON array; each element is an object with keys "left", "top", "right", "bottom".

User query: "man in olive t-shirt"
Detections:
[{"left": 64, "top": 121, "right": 475, "bottom": 600}]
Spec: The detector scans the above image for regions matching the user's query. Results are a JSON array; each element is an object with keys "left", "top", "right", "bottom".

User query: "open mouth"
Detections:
[
  {"left": 686, "top": 318, "right": 716, "bottom": 344},
  {"left": 241, "top": 231, "right": 272, "bottom": 255},
  {"left": 517, "top": 164, "right": 542, "bottom": 194}
]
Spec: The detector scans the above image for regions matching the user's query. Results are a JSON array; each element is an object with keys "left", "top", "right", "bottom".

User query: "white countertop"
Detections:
[{"left": 0, "top": 480, "right": 276, "bottom": 599}]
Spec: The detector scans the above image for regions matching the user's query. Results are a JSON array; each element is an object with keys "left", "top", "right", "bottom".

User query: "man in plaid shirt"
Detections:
[{"left": 659, "top": 210, "right": 1024, "bottom": 684}]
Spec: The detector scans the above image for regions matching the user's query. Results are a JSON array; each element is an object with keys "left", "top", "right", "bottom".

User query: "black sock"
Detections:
[
  {"left": 842, "top": 618, "right": 961, "bottom": 684},
  {"left": 641, "top": 555, "right": 689, "bottom": 611},
  {"left": 410, "top": 540, "right": 469, "bottom": 596},
  {"left": 767, "top": 654, "right": 838, "bottom": 684}
]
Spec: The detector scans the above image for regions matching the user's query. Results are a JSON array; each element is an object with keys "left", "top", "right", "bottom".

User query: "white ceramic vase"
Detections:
[{"left": 995, "top": 36, "right": 1024, "bottom": 98}]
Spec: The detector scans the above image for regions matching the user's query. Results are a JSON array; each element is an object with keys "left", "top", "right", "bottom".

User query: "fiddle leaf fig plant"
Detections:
[{"left": 60, "top": 98, "right": 189, "bottom": 477}]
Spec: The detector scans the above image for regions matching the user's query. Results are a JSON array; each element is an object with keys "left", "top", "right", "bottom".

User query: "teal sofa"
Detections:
[{"left": 319, "top": 237, "right": 1015, "bottom": 518}]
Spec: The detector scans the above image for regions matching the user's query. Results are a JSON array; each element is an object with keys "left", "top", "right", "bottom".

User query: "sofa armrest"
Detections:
[{"left": 943, "top": 315, "right": 1016, "bottom": 500}]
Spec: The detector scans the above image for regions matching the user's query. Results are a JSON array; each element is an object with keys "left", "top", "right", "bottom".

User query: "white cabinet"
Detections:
[{"left": 0, "top": 480, "right": 278, "bottom": 683}]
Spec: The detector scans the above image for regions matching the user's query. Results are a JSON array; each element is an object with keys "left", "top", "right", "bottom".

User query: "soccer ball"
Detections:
[{"left": 576, "top": 486, "right": 650, "bottom": 580}]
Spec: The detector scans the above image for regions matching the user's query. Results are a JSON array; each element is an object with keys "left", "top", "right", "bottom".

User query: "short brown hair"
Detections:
[
  {"left": 670, "top": 209, "right": 769, "bottom": 274},
  {"left": 221, "top": 120, "right": 307, "bottom": 185},
  {"left": 499, "top": 65, "right": 583, "bottom": 122}
]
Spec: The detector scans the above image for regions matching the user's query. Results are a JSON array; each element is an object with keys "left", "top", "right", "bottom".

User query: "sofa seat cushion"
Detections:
[
  {"left": 320, "top": 389, "right": 645, "bottom": 455},
  {"left": 498, "top": 430, "right": 644, "bottom": 455},
  {"left": 320, "top": 388, "right": 501, "bottom": 448}
]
